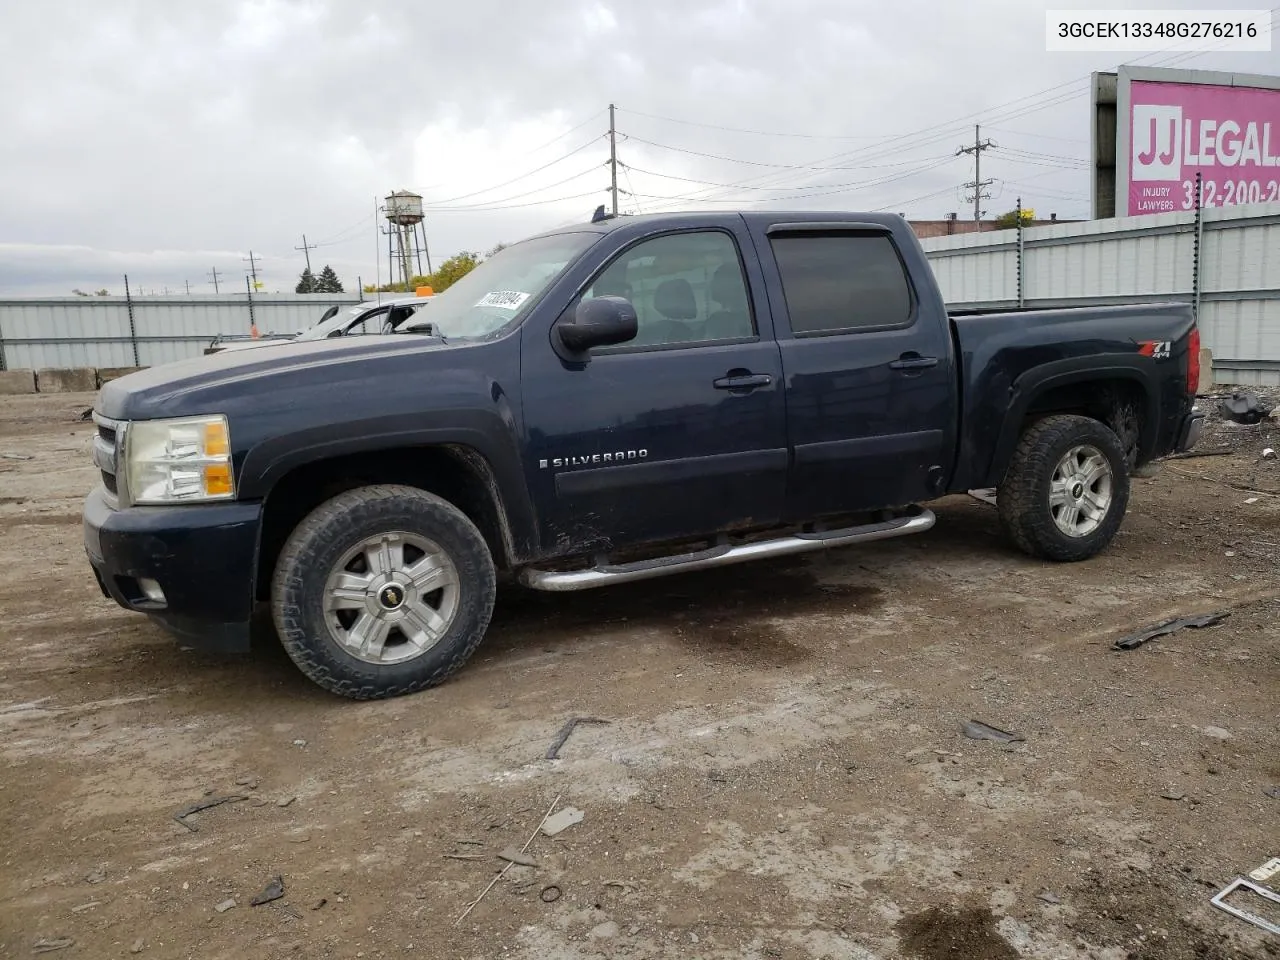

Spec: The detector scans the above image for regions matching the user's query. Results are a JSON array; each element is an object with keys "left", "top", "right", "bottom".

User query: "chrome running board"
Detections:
[{"left": 517, "top": 508, "right": 936, "bottom": 592}]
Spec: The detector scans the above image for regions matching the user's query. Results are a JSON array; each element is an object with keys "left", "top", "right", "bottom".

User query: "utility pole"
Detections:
[
  {"left": 208, "top": 267, "right": 222, "bottom": 293},
  {"left": 185, "top": 279, "right": 191, "bottom": 295},
  {"left": 243, "top": 250, "right": 261, "bottom": 288},
  {"left": 957, "top": 124, "right": 996, "bottom": 223},
  {"left": 608, "top": 102, "right": 618, "bottom": 217},
  {"left": 294, "top": 234, "right": 316, "bottom": 273}
]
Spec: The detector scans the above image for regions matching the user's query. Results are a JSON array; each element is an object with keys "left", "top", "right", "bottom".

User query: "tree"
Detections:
[
  {"left": 362, "top": 251, "right": 481, "bottom": 294},
  {"left": 295, "top": 268, "right": 317, "bottom": 293},
  {"left": 429, "top": 251, "right": 480, "bottom": 292},
  {"left": 316, "top": 265, "right": 344, "bottom": 293},
  {"left": 486, "top": 241, "right": 508, "bottom": 258},
  {"left": 95, "top": 289, "right": 109, "bottom": 296},
  {"left": 992, "top": 207, "right": 1035, "bottom": 229}
]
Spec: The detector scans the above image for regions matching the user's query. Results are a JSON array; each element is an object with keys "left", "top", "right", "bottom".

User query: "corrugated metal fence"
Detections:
[
  {"left": 0, "top": 292, "right": 362, "bottom": 369},
  {"left": 3, "top": 205, "right": 1279, "bottom": 382},
  {"left": 919, "top": 202, "right": 1280, "bottom": 385}
]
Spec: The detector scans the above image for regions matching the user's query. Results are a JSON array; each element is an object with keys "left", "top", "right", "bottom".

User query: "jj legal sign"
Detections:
[{"left": 1127, "top": 77, "right": 1280, "bottom": 215}]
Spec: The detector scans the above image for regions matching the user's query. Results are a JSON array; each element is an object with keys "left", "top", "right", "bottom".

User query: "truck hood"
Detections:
[{"left": 97, "top": 334, "right": 459, "bottom": 421}]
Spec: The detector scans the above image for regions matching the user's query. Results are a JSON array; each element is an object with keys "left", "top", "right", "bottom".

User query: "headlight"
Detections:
[{"left": 124, "top": 415, "right": 235, "bottom": 505}]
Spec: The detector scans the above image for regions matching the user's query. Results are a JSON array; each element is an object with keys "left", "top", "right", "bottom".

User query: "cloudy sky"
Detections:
[{"left": 0, "top": 0, "right": 1275, "bottom": 296}]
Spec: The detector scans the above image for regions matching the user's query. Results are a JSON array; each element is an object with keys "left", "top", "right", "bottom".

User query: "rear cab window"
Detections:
[{"left": 768, "top": 233, "right": 915, "bottom": 337}]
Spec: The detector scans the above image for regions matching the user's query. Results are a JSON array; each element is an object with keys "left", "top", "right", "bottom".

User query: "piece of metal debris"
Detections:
[
  {"left": 1248, "top": 858, "right": 1280, "bottom": 884},
  {"left": 498, "top": 846, "right": 540, "bottom": 868},
  {"left": 961, "top": 720, "right": 1024, "bottom": 744},
  {"left": 31, "top": 938, "right": 75, "bottom": 954},
  {"left": 545, "top": 717, "right": 610, "bottom": 760},
  {"left": 540, "top": 885, "right": 562, "bottom": 902},
  {"left": 1036, "top": 891, "right": 1062, "bottom": 905},
  {"left": 251, "top": 876, "right": 284, "bottom": 906},
  {"left": 540, "top": 806, "right": 586, "bottom": 837},
  {"left": 214, "top": 899, "right": 236, "bottom": 913},
  {"left": 1210, "top": 877, "right": 1280, "bottom": 935},
  {"left": 1218, "top": 391, "right": 1274, "bottom": 425},
  {"left": 1112, "top": 611, "right": 1229, "bottom": 651},
  {"left": 173, "top": 794, "right": 248, "bottom": 832}
]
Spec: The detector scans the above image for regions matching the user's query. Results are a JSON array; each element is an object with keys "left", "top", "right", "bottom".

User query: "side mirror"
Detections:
[{"left": 556, "top": 296, "right": 638, "bottom": 353}]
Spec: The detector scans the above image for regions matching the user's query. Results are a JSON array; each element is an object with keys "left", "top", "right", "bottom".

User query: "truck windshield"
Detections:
[{"left": 399, "top": 231, "right": 598, "bottom": 340}]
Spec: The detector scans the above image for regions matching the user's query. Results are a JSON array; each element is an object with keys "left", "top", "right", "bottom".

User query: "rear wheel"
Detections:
[
  {"left": 997, "top": 414, "right": 1130, "bottom": 562},
  {"left": 271, "top": 484, "right": 496, "bottom": 699}
]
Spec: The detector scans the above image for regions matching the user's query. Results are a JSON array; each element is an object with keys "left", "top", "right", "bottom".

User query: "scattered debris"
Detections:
[
  {"left": 1209, "top": 876, "right": 1280, "bottom": 935},
  {"left": 540, "top": 885, "right": 562, "bottom": 903},
  {"left": 292, "top": 739, "right": 307, "bottom": 747},
  {"left": 498, "top": 847, "right": 540, "bottom": 868},
  {"left": 288, "top": 835, "right": 311, "bottom": 843},
  {"left": 78, "top": 408, "right": 93, "bottom": 422},
  {"left": 960, "top": 720, "right": 1024, "bottom": 744},
  {"left": 1035, "top": 891, "right": 1062, "bottom": 905},
  {"left": 276, "top": 796, "right": 296, "bottom": 808},
  {"left": 234, "top": 776, "right": 258, "bottom": 789},
  {"left": 1218, "top": 391, "right": 1273, "bottom": 425},
  {"left": 31, "top": 938, "right": 74, "bottom": 954},
  {"left": 172, "top": 794, "right": 248, "bottom": 832},
  {"left": 1161, "top": 790, "right": 1186, "bottom": 801},
  {"left": 443, "top": 854, "right": 486, "bottom": 862},
  {"left": 214, "top": 899, "right": 236, "bottom": 913},
  {"left": 541, "top": 805, "right": 585, "bottom": 837},
  {"left": 84, "top": 864, "right": 107, "bottom": 884},
  {"left": 455, "top": 838, "right": 483, "bottom": 846},
  {"left": 1245, "top": 497, "right": 1261, "bottom": 504},
  {"left": 1264, "top": 448, "right": 1277, "bottom": 460},
  {"left": 590, "top": 921, "right": 620, "bottom": 939},
  {"left": 545, "top": 716, "right": 610, "bottom": 760},
  {"left": 456, "top": 793, "right": 562, "bottom": 926},
  {"left": 1248, "top": 858, "right": 1280, "bottom": 884},
  {"left": 1263, "top": 786, "right": 1280, "bottom": 800},
  {"left": 251, "top": 876, "right": 285, "bottom": 906},
  {"left": 0, "top": 452, "right": 34, "bottom": 461},
  {"left": 1166, "top": 447, "right": 1234, "bottom": 459},
  {"left": 130, "top": 938, "right": 145, "bottom": 954},
  {"left": 311, "top": 898, "right": 327, "bottom": 911},
  {"left": 70, "top": 901, "right": 102, "bottom": 913},
  {"left": 1200, "top": 725, "right": 1233, "bottom": 740},
  {"left": 1111, "top": 611, "right": 1229, "bottom": 651},
  {"left": 967, "top": 488, "right": 998, "bottom": 506}
]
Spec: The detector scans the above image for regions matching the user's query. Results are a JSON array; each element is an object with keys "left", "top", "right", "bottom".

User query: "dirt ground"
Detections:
[{"left": 1, "top": 390, "right": 1277, "bottom": 960}]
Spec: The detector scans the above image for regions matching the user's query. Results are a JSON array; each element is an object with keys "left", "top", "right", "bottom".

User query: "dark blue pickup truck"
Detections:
[{"left": 84, "top": 210, "right": 1204, "bottom": 699}]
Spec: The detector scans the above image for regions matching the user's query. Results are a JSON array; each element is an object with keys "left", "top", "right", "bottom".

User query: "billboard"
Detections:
[{"left": 1093, "top": 66, "right": 1280, "bottom": 219}]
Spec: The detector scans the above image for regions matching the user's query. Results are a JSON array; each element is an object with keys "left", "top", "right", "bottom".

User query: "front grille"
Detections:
[{"left": 91, "top": 413, "right": 121, "bottom": 502}]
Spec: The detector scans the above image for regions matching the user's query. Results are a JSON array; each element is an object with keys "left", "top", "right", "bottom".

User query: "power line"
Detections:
[
  {"left": 422, "top": 134, "right": 605, "bottom": 205},
  {"left": 615, "top": 106, "right": 909, "bottom": 140},
  {"left": 242, "top": 250, "right": 261, "bottom": 286},
  {"left": 621, "top": 154, "right": 955, "bottom": 192},
  {"left": 422, "top": 190, "right": 605, "bottom": 213},
  {"left": 420, "top": 165, "right": 604, "bottom": 211},
  {"left": 207, "top": 267, "right": 222, "bottom": 294}
]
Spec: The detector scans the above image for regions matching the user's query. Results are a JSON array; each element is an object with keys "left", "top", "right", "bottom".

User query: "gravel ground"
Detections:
[{"left": 0, "top": 390, "right": 1277, "bottom": 960}]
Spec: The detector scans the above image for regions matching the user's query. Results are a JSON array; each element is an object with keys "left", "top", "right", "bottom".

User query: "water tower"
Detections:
[{"left": 382, "top": 190, "right": 433, "bottom": 290}]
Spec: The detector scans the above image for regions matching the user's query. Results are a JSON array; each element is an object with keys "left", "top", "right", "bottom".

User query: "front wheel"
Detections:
[
  {"left": 997, "top": 414, "right": 1131, "bottom": 562},
  {"left": 271, "top": 484, "right": 496, "bottom": 700}
]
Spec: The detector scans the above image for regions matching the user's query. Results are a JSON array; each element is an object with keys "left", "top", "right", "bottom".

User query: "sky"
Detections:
[{"left": 0, "top": 0, "right": 1276, "bottom": 296}]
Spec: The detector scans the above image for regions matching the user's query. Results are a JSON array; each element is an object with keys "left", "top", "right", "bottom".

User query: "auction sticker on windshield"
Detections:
[{"left": 475, "top": 291, "right": 531, "bottom": 310}]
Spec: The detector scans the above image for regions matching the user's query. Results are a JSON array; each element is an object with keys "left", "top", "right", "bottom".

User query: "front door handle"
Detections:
[
  {"left": 888, "top": 354, "right": 939, "bottom": 371},
  {"left": 713, "top": 372, "right": 772, "bottom": 391}
]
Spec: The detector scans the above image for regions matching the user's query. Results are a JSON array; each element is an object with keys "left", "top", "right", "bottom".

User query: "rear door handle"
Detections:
[
  {"left": 888, "top": 355, "right": 939, "bottom": 370},
  {"left": 713, "top": 373, "right": 772, "bottom": 390}
]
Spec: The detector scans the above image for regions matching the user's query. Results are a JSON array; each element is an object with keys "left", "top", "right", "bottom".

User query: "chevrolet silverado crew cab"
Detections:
[{"left": 84, "top": 210, "right": 1204, "bottom": 700}]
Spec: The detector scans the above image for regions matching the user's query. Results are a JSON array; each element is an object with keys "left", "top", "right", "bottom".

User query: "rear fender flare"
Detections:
[{"left": 987, "top": 358, "right": 1159, "bottom": 487}]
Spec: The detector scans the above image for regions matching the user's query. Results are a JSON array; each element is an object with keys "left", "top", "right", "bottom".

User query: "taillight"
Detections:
[{"left": 1187, "top": 327, "right": 1201, "bottom": 397}]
